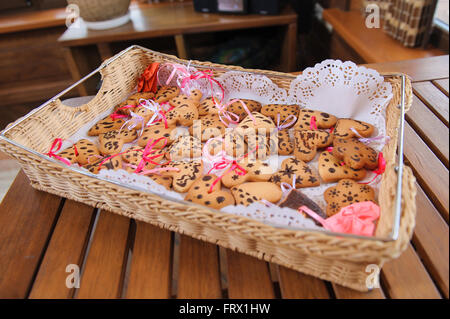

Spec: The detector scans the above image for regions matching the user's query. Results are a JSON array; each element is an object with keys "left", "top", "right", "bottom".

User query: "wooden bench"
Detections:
[{"left": 322, "top": 8, "right": 444, "bottom": 64}]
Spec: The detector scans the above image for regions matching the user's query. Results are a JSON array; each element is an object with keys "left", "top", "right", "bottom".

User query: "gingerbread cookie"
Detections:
[
  {"left": 98, "top": 129, "right": 138, "bottom": 155},
  {"left": 324, "top": 179, "right": 375, "bottom": 216},
  {"left": 165, "top": 93, "right": 200, "bottom": 126},
  {"left": 138, "top": 122, "right": 177, "bottom": 148},
  {"left": 236, "top": 112, "right": 275, "bottom": 135},
  {"left": 278, "top": 189, "right": 327, "bottom": 223},
  {"left": 122, "top": 145, "right": 166, "bottom": 173},
  {"left": 83, "top": 155, "right": 122, "bottom": 174},
  {"left": 167, "top": 135, "right": 202, "bottom": 160},
  {"left": 231, "top": 182, "right": 282, "bottom": 206},
  {"left": 221, "top": 159, "right": 274, "bottom": 188},
  {"left": 74, "top": 139, "right": 100, "bottom": 165},
  {"left": 114, "top": 92, "right": 155, "bottom": 115},
  {"left": 245, "top": 132, "right": 278, "bottom": 160},
  {"left": 277, "top": 130, "right": 293, "bottom": 155},
  {"left": 270, "top": 157, "right": 320, "bottom": 188},
  {"left": 293, "top": 109, "right": 337, "bottom": 131},
  {"left": 318, "top": 151, "right": 366, "bottom": 182},
  {"left": 227, "top": 99, "right": 262, "bottom": 122},
  {"left": 149, "top": 175, "right": 172, "bottom": 190},
  {"left": 261, "top": 104, "right": 299, "bottom": 127},
  {"left": 189, "top": 113, "right": 226, "bottom": 141},
  {"left": 88, "top": 116, "right": 126, "bottom": 136},
  {"left": 155, "top": 86, "right": 180, "bottom": 103},
  {"left": 206, "top": 131, "right": 247, "bottom": 158},
  {"left": 332, "top": 138, "right": 378, "bottom": 170},
  {"left": 197, "top": 97, "right": 218, "bottom": 116},
  {"left": 333, "top": 119, "right": 375, "bottom": 139},
  {"left": 185, "top": 174, "right": 235, "bottom": 209},
  {"left": 162, "top": 160, "right": 203, "bottom": 193},
  {"left": 293, "top": 129, "right": 333, "bottom": 162}
]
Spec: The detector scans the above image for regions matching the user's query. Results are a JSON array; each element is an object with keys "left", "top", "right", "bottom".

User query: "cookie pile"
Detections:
[{"left": 55, "top": 85, "right": 382, "bottom": 219}]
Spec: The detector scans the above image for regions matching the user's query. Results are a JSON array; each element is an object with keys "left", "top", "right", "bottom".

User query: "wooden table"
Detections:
[
  {"left": 58, "top": 2, "right": 298, "bottom": 96},
  {"left": 0, "top": 56, "right": 448, "bottom": 299}
]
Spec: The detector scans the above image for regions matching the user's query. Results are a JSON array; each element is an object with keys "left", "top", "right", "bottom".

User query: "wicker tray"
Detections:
[{"left": 0, "top": 46, "right": 416, "bottom": 292}]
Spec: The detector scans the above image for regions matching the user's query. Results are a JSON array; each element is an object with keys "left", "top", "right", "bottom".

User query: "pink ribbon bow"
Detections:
[
  {"left": 135, "top": 137, "right": 168, "bottom": 173},
  {"left": 216, "top": 99, "right": 256, "bottom": 127},
  {"left": 299, "top": 201, "right": 380, "bottom": 236},
  {"left": 350, "top": 127, "right": 390, "bottom": 145},
  {"left": 110, "top": 105, "right": 135, "bottom": 121},
  {"left": 359, "top": 152, "right": 386, "bottom": 185},
  {"left": 181, "top": 69, "right": 225, "bottom": 104},
  {"left": 310, "top": 116, "right": 318, "bottom": 130},
  {"left": 46, "top": 138, "right": 72, "bottom": 166},
  {"left": 277, "top": 113, "right": 297, "bottom": 130}
]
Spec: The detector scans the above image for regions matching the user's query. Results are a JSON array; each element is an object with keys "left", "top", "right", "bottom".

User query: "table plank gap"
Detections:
[
  {"left": 125, "top": 221, "right": 173, "bottom": 299},
  {"left": 278, "top": 266, "right": 331, "bottom": 298},
  {"left": 332, "top": 283, "right": 385, "bottom": 299},
  {"left": 177, "top": 235, "right": 222, "bottom": 299},
  {"left": 75, "top": 211, "right": 131, "bottom": 299},
  {"left": 226, "top": 250, "right": 275, "bottom": 299},
  {"left": 404, "top": 122, "right": 449, "bottom": 222},
  {"left": 413, "top": 82, "right": 449, "bottom": 127},
  {"left": 119, "top": 220, "right": 137, "bottom": 299},
  {"left": 171, "top": 233, "right": 181, "bottom": 299},
  {"left": 406, "top": 95, "right": 449, "bottom": 167},
  {"left": 381, "top": 244, "right": 442, "bottom": 299},
  {"left": 412, "top": 183, "right": 449, "bottom": 298},
  {"left": 28, "top": 201, "right": 97, "bottom": 299},
  {"left": 432, "top": 78, "right": 449, "bottom": 96},
  {"left": 218, "top": 247, "right": 229, "bottom": 298},
  {"left": 0, "top": 171, "right": 63, "bottom": 298}
]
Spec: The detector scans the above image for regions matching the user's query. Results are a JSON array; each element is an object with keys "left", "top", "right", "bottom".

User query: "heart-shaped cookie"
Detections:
[
  {"left": 293, "top": 109, "right": 337, "bottom": 131},
  {"left": 231, "top": 182, "right": 282, "bottom": 206},
  {"left": 333, "top": 119, "right": 375, "bottom": 139},
  {"left": 318, "top": 151, "right": 366, "bottom": 182},
  {"left": 221, "top": 159, "right": 274, "bottom": 188},
  {"left": 185, "top": 174, "right": 235, "bottom": 209},
  {"left": 293, "top": 129, "right": 333, "bottom": 162},
  {"left": 162, "top": 160, "right": 203, "bottom": 193},
  {"left": 332, "top": 138, "right": 378, "bottom": 170}
]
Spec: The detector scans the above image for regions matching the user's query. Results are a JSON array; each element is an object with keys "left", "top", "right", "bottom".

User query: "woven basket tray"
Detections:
[{"left": 0, "top": 46, "right": 416, "bottom": 292}]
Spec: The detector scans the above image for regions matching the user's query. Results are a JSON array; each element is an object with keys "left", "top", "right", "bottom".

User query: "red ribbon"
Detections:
[
  {"left": 135, "top": 137, "right": 168, "bottom": 173},
  {"left": 110, "top": 105, "right": 135, "bottom": 121},
  {"left": 207, "top": 160, "right": 247, "bottom": 194},
  {"left": 46, "top": 138, "right": 72, "bottom": 166},
  {"left": 310, "top": 116, "right": 317, "bottom": 130},
  {"left": 359, "top": 152, "right": 386, "bottom": 185}
]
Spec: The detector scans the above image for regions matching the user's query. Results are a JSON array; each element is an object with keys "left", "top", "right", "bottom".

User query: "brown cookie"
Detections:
[
  {"left": 236, "top": 112, "right": 275, "bottom": 135},
  {"left": 138, "top": 122, "right": 177, "bottom": 148},
  {"left": 185, "top": 174, "right": 235, "bottom": 209},
  {"left": 227, "top": 99, "right": 262, "bottom": 122},
  {"left": 293, "top": 109, "right": 337, "bottom": 131},
  {"left": 87, "top": 116, "right": 126, "bottom": 136},
  {"left": 165, "top": 93, "right": 199, "bottom": 126},
  {"left": 149, "top": 175, "right": 172, "bottom": 190},
  {"left": 206, "top": 131, "right": 248, "bottom": 158},
  {"left": 74, "top": 139, "right": 100, "bottom": 165},
  {"left": 114, "top": 92, "right": 155, "bottom": 115},
  {"left": 189, "top": 114, "right": 226, "bottom": 141},
  {"left": 261, "top": 104, "right": 299, "bottom": 128},
  {"left": 166, "top": 135, "right": 202, "bottom": 161},
  {"left": 155, "top": 86, "right": 180, "bottom": 103},
  {"left": 318, "top": 151, "right": 366, "bottom": 182},
  {"left": 245, "top": 132, "right": 278, "bottom": 160},
  {"left": 277, "top": 130, "right": 293, "bottom": 155},
  {"left": 122, "top": 145, "right": 166, "bottom": 172},
  {"left": 98, "top": 129, "right": 138, "bottom": 155},
  {"left": 197, "top": 97, "right": 218, "bottom": 116},
  {"left": 231, "top": 182, "right": 282, "bottom": 206},
  {"left": 293, "top": 129, "right": 333, "bottom": 162},
  {"left": 58, "top": 146, "right": 77, "bottom": 164},
  {"left": 162, "top": 160, "right": 203, "bottom": 193},
  {"left": 83, "top": 155, "right": 122, "bottom": 174},
  {"left": 332, "top": 138, "right": 378, "bottom": 170},
  {"left": 333, "top": 119, "right": 375, "bottom": 139},
  {"left": 221, "top": 159, "right": 274, "bottom": 188},
  {"left": 278, "top": 189, "right": 327, "bottom": 223},
  {"left": 270, "top": 157, "right": 320, "bottom": 188},
  {"left": 324, "top": 179, "right": 375, "bottom": 216}
]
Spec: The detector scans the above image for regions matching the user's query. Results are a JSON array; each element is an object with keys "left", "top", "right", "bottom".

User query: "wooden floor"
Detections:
[{"left": 0, "top": 152, "right": 20, "bottom": 202}]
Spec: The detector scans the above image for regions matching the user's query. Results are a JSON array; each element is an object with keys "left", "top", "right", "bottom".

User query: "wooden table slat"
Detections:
[
  {"left": 278, "top": 266, "right": 330, "bottom": 299},
  {"left": 177, "top": 235, "right": 222, "bottom": 299},
  {"left": 413, "top": 82, "right": 449, "bottom": 126},
  {"left": 126, "top": 221, "right": 173, "bottom": 299},
  {"left": 28, "top": 200, "right": 96, "bottom": 299},
  {"left": 75, "top": 211, "right": 131, "bottom": 299},
  {"left": 404, "top": 122, "right": 449, "bottom": 222},
  {"left": 406, "top": 95, "right": 449, "bottom": 167},
  {"left": 432, "top": 78, "right": 449, "bottom": 96},
  {"left": 332, "top": 284, "right": 385, "bottom": 299},
  {"left": 0, "top": 171, "right": 62, "bottom": 299},
  {"left": 381, "top": 245, "right": 442, "bottom": 299},
  {"left": 412, "top": 184, "right": 449, "bottom": 298},
  {"left": 226, "top": 250, "right": 275, "bottom": 299}
]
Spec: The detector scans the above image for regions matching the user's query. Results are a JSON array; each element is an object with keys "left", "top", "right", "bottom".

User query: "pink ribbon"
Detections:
[
  {"left": 124, "top": 163, "right": 179, "bottom": 176},
  {"left": 46, "top": 138, "right": 72, "bottom": 166},
  {"left": 280, "top": 174, "right": 297, "bottom": 195},
  {"left": 110, "top": 105, "right": 135, "bottom": 121},
  {"left": 359, "top": 152, "right": 386, "bottom": 185},
  {"left": 216, "top": 99, "right": 256, "bottom": 127},
  {"left": 350, "top": 128, "right": 390, "bottom": 145},
  {"left": 310, "top": 116, "right": 317, "bottom": 130},
  {"left": 135, "top": 137, "right": 168, "bottom": 173},
  {"left": 299, "top": 201, "right": 380, "bottom": 236},
  {"left": 277, "top": 113, "right": 297, "bottom": 130},
  {"left": 181, "top": 69, "right": 225, "bottom": 105},
  {"left": 157, "top": 63, "right": 192, "bottom": 90}
]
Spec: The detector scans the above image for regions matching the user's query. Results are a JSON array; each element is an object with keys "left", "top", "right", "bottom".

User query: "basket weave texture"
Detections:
[
  {"left": 67, "top": 0, "right": 131, "bottom": 22},
  {"left": 0, "top": 46, "right": 416, "bottom": 292}
]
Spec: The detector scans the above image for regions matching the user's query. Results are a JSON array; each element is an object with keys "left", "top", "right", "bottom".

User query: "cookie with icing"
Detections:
[
  {"left": 83, "top": 155, "right": 122, "bottom": 174},
  {"left": 155, "top": 86, "right": 180, "bottom": 103},
  {"left": 227, "top": 99, "right": 262, "bottom": 122},
  {"left": 293, "top": 129, "right": 333, "bottom": 162},
  {"left": 114, "top": 92, "right": 155, "bottom": 115},
  {"left": 162, "top": 160, "right": 203, "bottom": 193},
  {"left": 122, "top": 145, "right": 166, "bottom": 173},
  {"left": 277, "top": 130, "right": 293, "bottom": 155},
  {"left": 221, "top": 158, "right": 274, "bottom": 188},
  {"left": 333, "top": 119, "right": 375, "bottom": 139},
  {"left": 293, "top": 109, "right": 337, "bottom": 131},
  {"left": 261, "top": 104, "right": 299, "bottom": 127},
  {"left": 98, "top": 129, "right": 138, "bottom": 155},
  {"left": 189, "top": 114, "right": 226, "bottom": 141},
  {"left": 236, "top": 112, "right": 276, "bottom": 135},
  {"left": 270, "top": 157, "right": 320, "bottom": 188},
  {"left": 324, "top": 179, "right": 375, "bottom": 216},
  {"left": 88, "top": 116, "right": 126, "bottom": 136},
  {"left": 165, "top": 93, "right": 200, "bottom": 126},
  {"left": 332, "top": 138, "right": 378, "bottom": 170},
  {"left": 150, "top": 175, "right": 173, "bottom": 190},
  {"left": 166, "top": 135, "right": 202, "bottom": 160},
  {"left": 74, "top": 139, "right": 100, "bottom": 165},
  {"left": 185, "top": 174, "right": 235, "bottom": 209},
  {"left": 206, "top": 131, "right": 248, "bottom": 158},
  {"left": 318, "top": 151, "right": 366, "bottom": 182},
  {"left": 231, "top": 182, "right": 282, "bottom": 206},
  {"left": 245, "top": 132, "right": 278, "bottom": 160}
]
